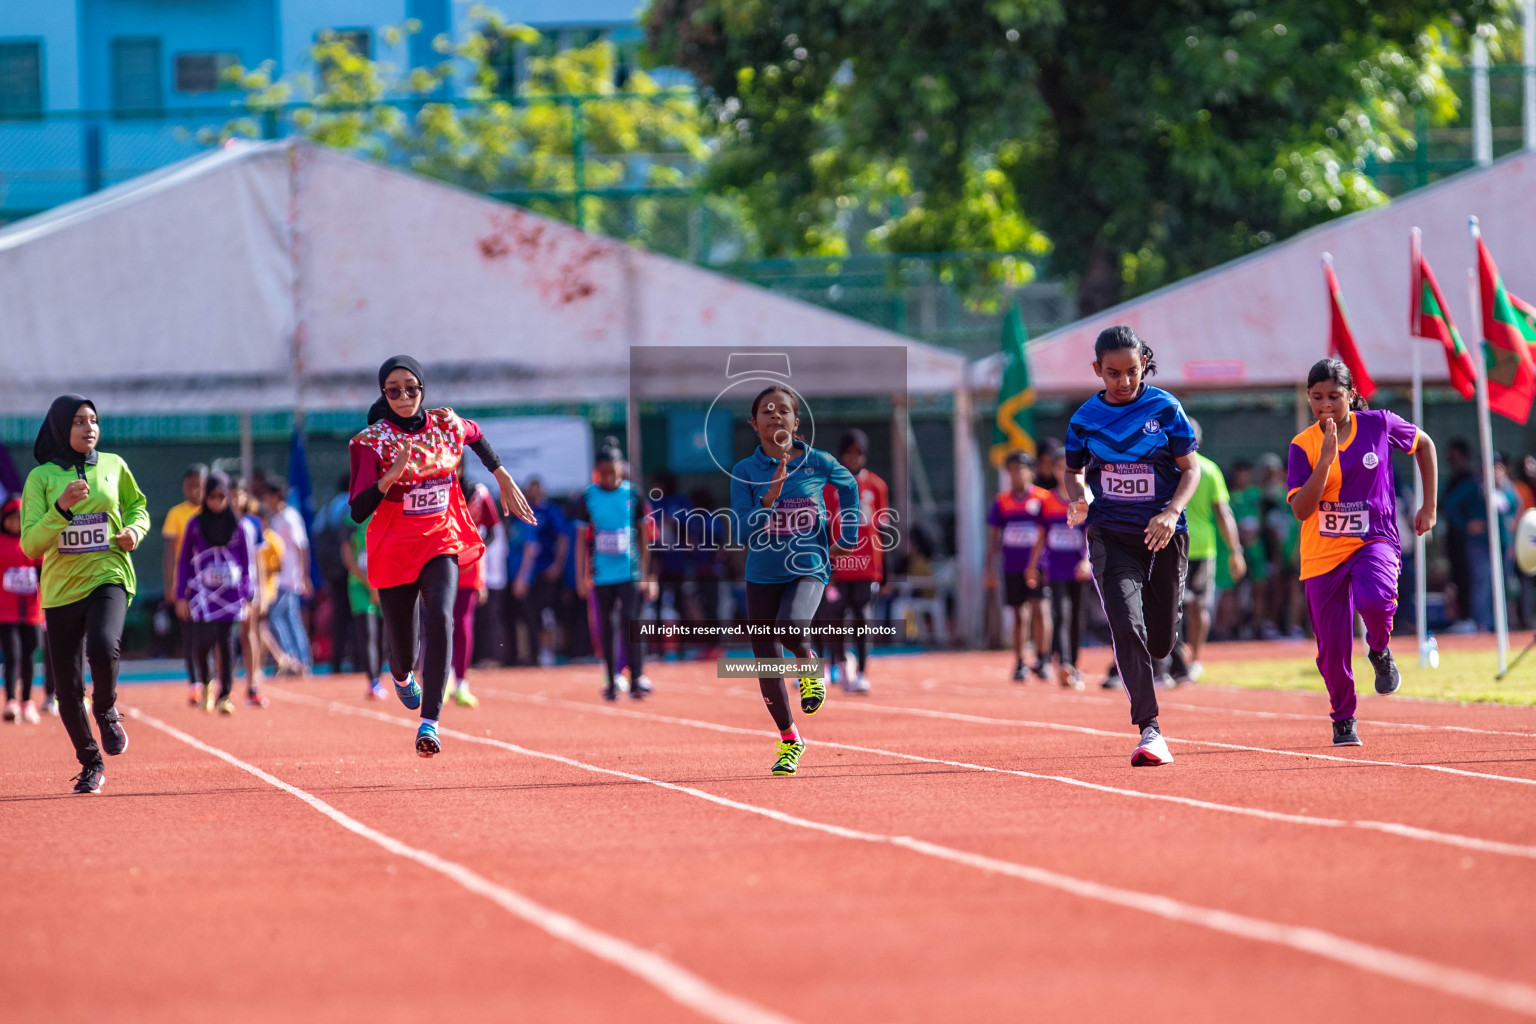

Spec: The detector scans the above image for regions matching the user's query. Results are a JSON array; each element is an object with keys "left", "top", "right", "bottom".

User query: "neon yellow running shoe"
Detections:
[
  {"left": 453, "top": 684, "right": 478, "bottom": 708},
  {"left": 772, "top": 738, "right": 806, "bottom": 776},
  {"left": 798, "top": 675, "right": 827, "bottom": 715}
]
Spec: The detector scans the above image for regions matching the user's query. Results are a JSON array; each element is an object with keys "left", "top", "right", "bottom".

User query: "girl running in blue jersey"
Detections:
[
  {"left": 575, "top": 439, "right": 655, "bottom": 702},
  {"left": 730, "top": 386, "right": 860, "bottom": 776},
  {"left": 1063, "top": 327, "right": 1201, "bottom": 767}
]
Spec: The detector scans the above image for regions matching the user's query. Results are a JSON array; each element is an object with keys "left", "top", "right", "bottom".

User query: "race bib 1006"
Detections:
[
  {"left": 1001, "top": 521, "right": 1039, "bottom": 549},
  {"left": 1047, "top": 524, "right": 1084, "bottom": 552},
  {"left": 2, "top": 566, "right": 38, "bottom": 594},
  {"left": 403, "top": 476, "right": 451, "bottom": 517},
  {"left": 57, "top": 512, "right": 110, "bottom": 554},
  {"left": 1318, "top": 501, "right": 1370, "bottom": 538},
  {"left": 594, "top": 528, "right": 630, "bottom": 556},
  {"left": 1101, "top": 463, "right": 1154, "bottom": 502}
]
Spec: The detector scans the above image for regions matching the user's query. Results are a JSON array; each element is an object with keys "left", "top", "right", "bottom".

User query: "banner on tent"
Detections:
[{"left": 462, "top": 416, "right": 594, "bottom": 496}]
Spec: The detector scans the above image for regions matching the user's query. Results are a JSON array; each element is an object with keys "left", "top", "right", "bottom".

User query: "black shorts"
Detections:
[
  {"left": 1184, "top": 558, "right": 1215, "bottom": 609},
  {"left": 1003, "top": 571, "right": 1047, "bottom": 607}
]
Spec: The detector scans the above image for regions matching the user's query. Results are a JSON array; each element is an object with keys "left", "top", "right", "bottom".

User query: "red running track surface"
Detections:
[{"left": 4, "top": 651, "right": 1536, "bottom": 1023}]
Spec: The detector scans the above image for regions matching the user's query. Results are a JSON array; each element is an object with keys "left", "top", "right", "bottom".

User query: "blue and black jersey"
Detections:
[{"left": 1064, "top": 385, "right": 1198, "bottom": 534}]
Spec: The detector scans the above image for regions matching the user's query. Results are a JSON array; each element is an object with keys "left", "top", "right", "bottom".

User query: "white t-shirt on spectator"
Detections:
[{"left": 270, "top": 505, "right": 309, "bottom": 593}]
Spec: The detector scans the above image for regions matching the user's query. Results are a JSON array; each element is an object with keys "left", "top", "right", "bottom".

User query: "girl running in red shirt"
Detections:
[{"left": 349, "top": 356, "right": 536, "bottom": 757}]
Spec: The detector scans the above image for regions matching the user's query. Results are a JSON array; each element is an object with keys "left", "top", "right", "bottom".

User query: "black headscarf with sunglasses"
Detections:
[
  {"left": 367, "top": 355, "right": 428, "bottom": 432},
  {"left": 33, "top": 394, "right": 99, "bottom": 470},
  {"left": 196, "top": 471, "right": 239, "bottom": 548}
]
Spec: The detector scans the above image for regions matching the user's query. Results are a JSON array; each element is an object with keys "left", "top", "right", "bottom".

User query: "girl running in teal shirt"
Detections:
[{"left": 730, "top": 386, "right": 859, "bottom": 776}]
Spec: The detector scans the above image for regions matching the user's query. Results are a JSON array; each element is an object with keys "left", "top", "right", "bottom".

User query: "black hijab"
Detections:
[
  {"left": 33, "top": 394, "right": 99, "bottom": 470},
  {"left": 197, "top": 471, "right": 239, "bottom": 548},
  {"left": 367, "top": 355, "right": 428, "bottom": 432}
]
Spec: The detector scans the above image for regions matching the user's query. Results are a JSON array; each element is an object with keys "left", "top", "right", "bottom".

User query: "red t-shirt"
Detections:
[
  {"left": 823, "top": 468, "right": 889, "bottom": 583},
  {"left": 0, "top": 529, "right": 44, "bottom": 626},
  {"left": 348, "top": 408, "right": 488, "bottom": 589},
  {"left": 458, "top": 483, "right": 501, "bottom": 592}
]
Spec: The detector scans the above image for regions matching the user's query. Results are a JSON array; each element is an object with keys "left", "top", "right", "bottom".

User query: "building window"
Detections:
[
  {"left": 174, "top": 52, "right": 238, "bottom": 94},
  {"left": 317, "top": 28, "right": 372, "bottom": 59},
  {"left": 0, "top": 40, "right": 43, "bottom": 119},
  {"left": 111, "top": 37, "right": 163, "bottom": 114}
]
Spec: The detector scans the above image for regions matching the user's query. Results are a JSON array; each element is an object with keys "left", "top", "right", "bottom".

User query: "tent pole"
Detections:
[
  {"left": 1469, "top": 263, "right": 1510, "bottom": 673},
  {"left": 240, "top": 411, "right": 254, "bottom": 487},
  {"left": 1412, "top": 340, "right": 1429, "bottom": 667},
  {"left": 890, "top": 394, "right": 909, "bottom": 577}
]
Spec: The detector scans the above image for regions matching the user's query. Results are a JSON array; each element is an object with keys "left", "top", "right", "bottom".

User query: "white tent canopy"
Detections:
[
  {"left": 0, "top": 139, "right": 967, "bottom": 412},
  {"left": 974, "top": 151, "right": 1536, "bottom": 395}
]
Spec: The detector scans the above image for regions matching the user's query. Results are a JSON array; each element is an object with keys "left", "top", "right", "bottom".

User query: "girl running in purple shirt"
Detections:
[
  {"left": 176, "top": 472, "right": 259, "bottom": 715},
  {"left": 1287, "top": 359, "right": 1437, "bottom": 746}
]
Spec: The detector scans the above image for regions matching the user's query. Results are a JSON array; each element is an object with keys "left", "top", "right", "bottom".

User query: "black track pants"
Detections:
[
  {"left": 379, "top": 555, "right": 458, "bottom": 721},
  {"left": 1087, "top": 529, "right": 1187, "bottom": 731},
  {"left": 746, "top": 577, "right": 825, "bottom": 732},
  {"left": 44, "top": 584, "right": 127, "bottom": 767}
]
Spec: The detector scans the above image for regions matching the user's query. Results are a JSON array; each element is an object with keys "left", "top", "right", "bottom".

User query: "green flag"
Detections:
[{"left": 990, "top": 304, "right": 1036, "bottom": 466}]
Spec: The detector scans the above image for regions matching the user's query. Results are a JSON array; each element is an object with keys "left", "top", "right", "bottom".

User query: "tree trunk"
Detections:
[{"left": 1076, "top": 241, "right": 1122, "bottom": 317}]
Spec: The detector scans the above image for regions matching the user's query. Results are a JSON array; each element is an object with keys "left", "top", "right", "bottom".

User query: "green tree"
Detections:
[
  {"left": 219, "top": 12, "right": 712, "bottom": 255},
  {"left": 648, "top": 0, "right": 1509, "bottom": 312}
]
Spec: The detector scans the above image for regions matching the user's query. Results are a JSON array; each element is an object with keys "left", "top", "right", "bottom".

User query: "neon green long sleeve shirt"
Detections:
[{"left": 21, "top": 453, "right": 150, "bottom": 608}]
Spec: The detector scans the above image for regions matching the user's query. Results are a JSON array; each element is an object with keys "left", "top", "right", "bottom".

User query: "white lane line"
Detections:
[
  {"left": 127, "top": 708, "right": 795, "bottom": 1024},
  {"left": 268, "top": 690, "right": 1536, "bottom": 1019},
  {"left": 482, "top": 690, "right": 1536, "bottom": 861}
]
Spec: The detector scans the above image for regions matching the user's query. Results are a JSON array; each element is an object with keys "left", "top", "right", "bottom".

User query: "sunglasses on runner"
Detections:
[{"left": 384, "top": 385, "right": 423, "bottom": 400}]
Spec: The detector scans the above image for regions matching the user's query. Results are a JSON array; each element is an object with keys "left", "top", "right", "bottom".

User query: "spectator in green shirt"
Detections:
[{"left": 1169, "top": 419, "right": 1245, "bottom": 684}]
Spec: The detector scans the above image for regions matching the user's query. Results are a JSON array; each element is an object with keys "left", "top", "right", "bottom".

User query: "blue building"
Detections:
[{"left": 0, "top": 0, "right": 653, "bottom": 219}]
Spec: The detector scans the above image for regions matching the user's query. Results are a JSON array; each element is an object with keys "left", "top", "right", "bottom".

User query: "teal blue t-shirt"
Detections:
[
  {"left": 580, "top": 481, "right": 642, "bottom": 586},
  {"left": 730, "top": 444, "right": 859, "bottom": 584}
]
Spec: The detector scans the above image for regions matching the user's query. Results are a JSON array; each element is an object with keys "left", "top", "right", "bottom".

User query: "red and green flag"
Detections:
[
  {"left": 1323, "top": 257, "right": 1377, "bottom": 401},
  {"left": 1410, "top": 239, "right": 1477, "bottom": 401},
  {"left": 1475, "top": 232, "right": 1536, "bottom": 425},
  {"left": 990, "top": 303, "right": 1036, "bottom": 466}
]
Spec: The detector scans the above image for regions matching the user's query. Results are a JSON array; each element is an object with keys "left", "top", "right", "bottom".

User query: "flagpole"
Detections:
[
  {"left": 1410, "top": 228, "right": 1430, "bottom": 667},
  {"left": 1468, "top": 236, "right": 1510, "bottom": 674}
]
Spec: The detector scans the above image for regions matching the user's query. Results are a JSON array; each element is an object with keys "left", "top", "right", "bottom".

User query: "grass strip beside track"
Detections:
[{"left": 1205, "top": 651, "right": 1536, "bottom": 706}]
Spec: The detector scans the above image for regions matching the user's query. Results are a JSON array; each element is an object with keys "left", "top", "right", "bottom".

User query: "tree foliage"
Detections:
[
  {"left": 648, "top": 0, "right": 1511, "bottom": 311},
  {"left": 219, "top": 11, "right": 712, "bottom": 254}
]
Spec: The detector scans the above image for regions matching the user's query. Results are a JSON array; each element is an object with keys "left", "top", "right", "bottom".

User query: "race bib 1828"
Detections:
[
  {"left": 1101, "top": 463, "right": 1154, "bottom": 502},
  {"left": 1318, "top": 501, "right": 1370, "bottom": 538},
  {"left": 403, "top": 476, "right": 451, "bottom": 517},
  {"left": 57, "top": 512, "right": 110, "bottom": 554}
]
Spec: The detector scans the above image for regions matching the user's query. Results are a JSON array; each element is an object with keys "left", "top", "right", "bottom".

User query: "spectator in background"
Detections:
[
  {"left": 232, "top": 478, "right": 270, "bottom": 690},
  {"left": 1258, "top": 453, "right": 1302, "bottom": 639},
  {"left": 161, "top": 463, "right": 208, "bottom": 696},
  {"left": 448, "top": 461, "right": 499, "bottom": 707},
  {"left": 260, "top": 475, "right": 312, "bottom": 673},
  {"left": 561, "top": 492, "right": 590, "bottom": 659},
  {"left": 1223, "top": 460, "right": 1269, "bottom": 640},
  {"left": 1514, "top": 455, "right": 1536, "bottom": 627},
  {"left": 311, "top": 472, "right": 353, "bottom": 677},
  {"left": 523, "top": 477, "right": 568, "bottom": 666},
  {"left": 504, "top": 508, "right": 539, "bottom": 665},
  {"left": 1443, "top": 439, "right": 1491, "bottom": 632},
  {"left": 1494, "top": 453, "right": 1522, "bottom": 628},
  {"left": 648, "top": 472, "right": 700, "bottom": 644},
  {"left": 689, "top": 487, "right": 727, "bottom": 629},
  {"left": 1168, "top": 419, "right": 1245, "bottom": 684}
]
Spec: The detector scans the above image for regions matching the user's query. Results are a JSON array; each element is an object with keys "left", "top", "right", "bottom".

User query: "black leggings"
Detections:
[
  {"left": 1, "top": 623, "right": 42, "bottom": 701},
  {"left": 1048, "top": 580, "right": 1084, "bottom": 669},
  {"left": 44, "top": 584, "right": 127, "bottom": 767},
  {"left": 819, "top": 580, "right": 875, "bottom": 673},
  {"left": 192, "top": 620, "right": 239, "bottom": 700},
  {"left": 353, "top": 609, "right": 387, "bottom": 681},
  {"left": 379, "top": 555, "right": 458, "bottom": 721},
  {"left": 1088, "top": 529, "right": 1187, "bottom": 731},
  {"left": 594, "top": 581, "right": 645, "bottom": 686},
  {"left": 746, "top": 577, "right": 825, "bottom": 732}
]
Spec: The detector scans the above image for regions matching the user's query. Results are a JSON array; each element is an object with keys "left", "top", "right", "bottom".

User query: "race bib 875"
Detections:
[
  {"left": 403, "top": 476, "right": 451, "bottom": 517},
  {"left": 1100, "top": 463, "right": 1154, "bottom": 502},
  {"left": 57, "top": 512, "right": 110, "bottom": 554},
  {"left": 1318, "top": 501, "right": 1370, "bottom": 537}
]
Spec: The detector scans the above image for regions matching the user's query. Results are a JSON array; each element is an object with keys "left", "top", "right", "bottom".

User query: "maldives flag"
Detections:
[
  {"left": 1475, "top": 233, "right": 1536, "bottom": 424},
  {"left": 1324, "top": 257, "right": 1377, "bottom": 401},
  {"left": 1410, "top": 240, "right": 1477, "bottom": 400}
]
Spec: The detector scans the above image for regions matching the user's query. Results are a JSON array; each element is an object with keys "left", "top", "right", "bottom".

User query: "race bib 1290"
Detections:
[
  {"left": 1318, "top": 501, "right": 1370, "bottom": 538},
  {"left": 1100, "top": 463, "right": 1154, "bottom": 502},
  {"left": 57, "top": 512, "right": 110, "bottom": 554},
  {"left": 403, "top": 477, "right": 451, "bottom": 517}
]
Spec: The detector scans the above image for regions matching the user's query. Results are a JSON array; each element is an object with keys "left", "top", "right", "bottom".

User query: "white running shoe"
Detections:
[
  {"left": 848, "top": 672, "right": 871, "bottom": 694},
  {"left": 43, "top": 697, "right": 59, "bottom": 717},
  {"left": 1131, "top": 726, "right": 1173, "bottom": 767},
  {"left": 21, "top": 700, "right": 40, "bottom": 724},
  {"left": 1188, "top": 661, "right": 1205, "bottom": 682}
]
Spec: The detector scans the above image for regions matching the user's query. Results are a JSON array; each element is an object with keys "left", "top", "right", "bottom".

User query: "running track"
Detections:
[{"left": 4, "top": 650, "right": 1536, "bottom": 1022}]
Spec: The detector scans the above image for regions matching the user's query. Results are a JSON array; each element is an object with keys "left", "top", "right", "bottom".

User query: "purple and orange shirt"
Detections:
[
  {"left": 988, "top": 486, "right": 1051, "bottom": 573},
  {"left": 1285, "top": 410, "right": 1419, "bottom": 580}
]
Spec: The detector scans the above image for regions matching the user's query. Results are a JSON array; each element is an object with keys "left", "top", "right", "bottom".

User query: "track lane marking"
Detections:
[
  {"left": 477, "top": 689, "right": 1536, "bottom": 862},
  {"left": 269, "top": 691, "right": 1536, "bottom": 1018},
  {"left": 128, "top": 708, "right": 796, "bottom": 1024}
]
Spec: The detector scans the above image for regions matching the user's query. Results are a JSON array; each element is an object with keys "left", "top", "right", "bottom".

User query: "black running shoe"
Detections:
[
  {"left": 1333, "top": 718, "right": 1362, "bottom": 747},
  {"left": 1011, "top": 661, "right": 1026, "bottom": 682},
  {"left": 96, "top": 707, "right": 128, "bottom": 756},
  {"left": 1032, "top": 660, "right": 1050, "bottom": 681},
  {"left": 72, "top": 764, "right": 104, "bottom": 795},
  {"left": 1368, "top": 648, "right": 1401, "bottom": 695}
]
